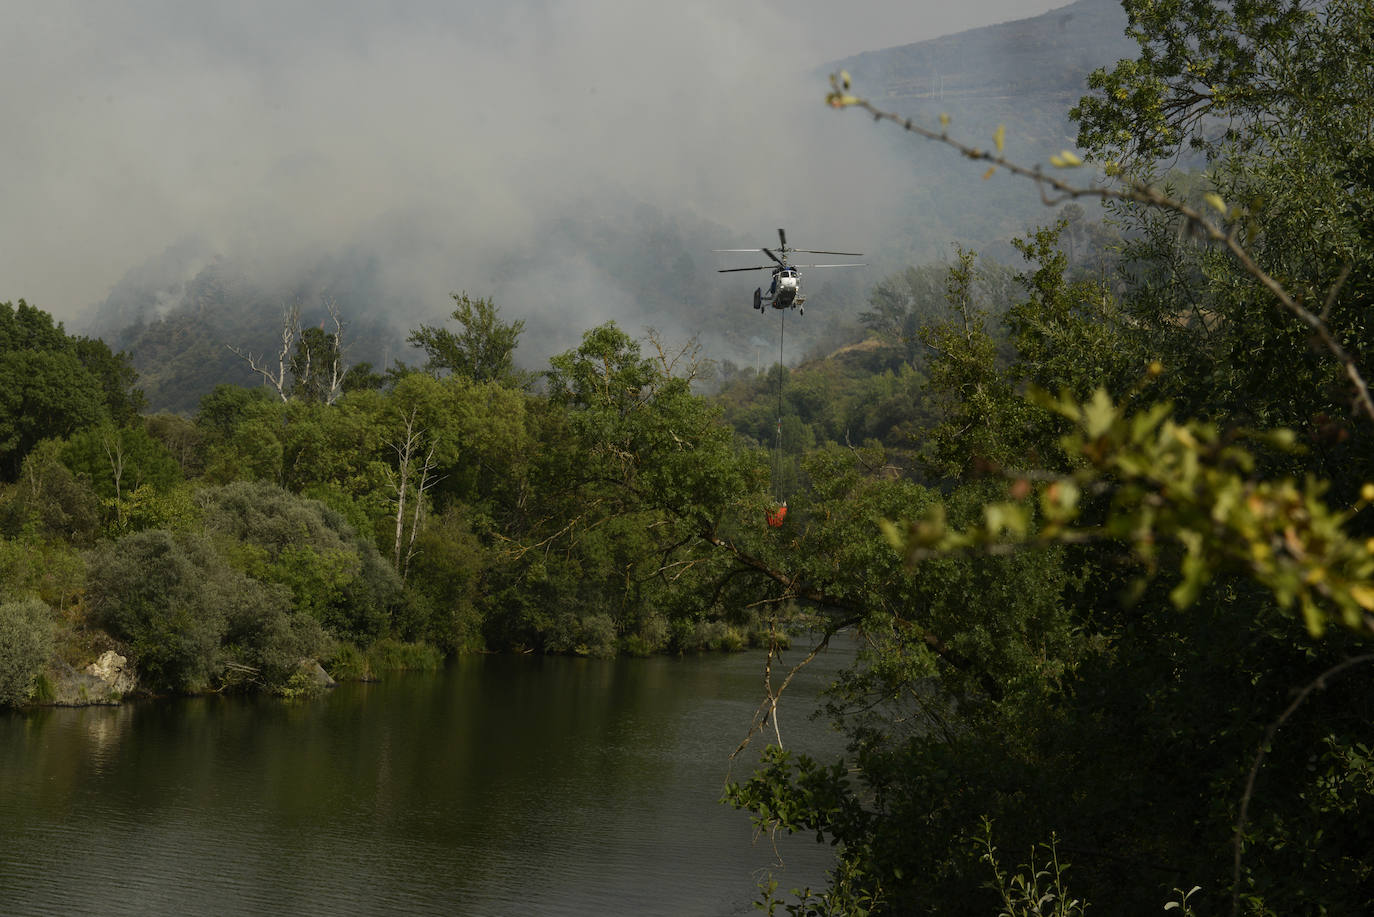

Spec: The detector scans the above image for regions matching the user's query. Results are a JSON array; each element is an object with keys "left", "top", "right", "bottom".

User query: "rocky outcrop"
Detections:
[
  {"left": 296, "top": 659, "right": 337, "bottom": 691},
  {"left": 87, "top": 651, "right": 138, "bottom": 696},
  {"left": 45, "top": 652, "right": 137, "bottom": 706}
]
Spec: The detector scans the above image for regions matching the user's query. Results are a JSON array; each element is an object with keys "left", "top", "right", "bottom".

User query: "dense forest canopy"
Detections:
[{"left": 2, "top": 0, "right": 1373, "bottom": 913}]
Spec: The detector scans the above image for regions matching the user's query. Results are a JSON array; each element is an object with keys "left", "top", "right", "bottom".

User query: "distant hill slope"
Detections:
[
  {"left": 832, "top": 0, "right": 1133, "bottom": 148},
  {"left": 90, "top": 252, "right": 406, "bottom": 415},
  {"left": 824, "top": 0, "right": 1134, "bottom": 270}
]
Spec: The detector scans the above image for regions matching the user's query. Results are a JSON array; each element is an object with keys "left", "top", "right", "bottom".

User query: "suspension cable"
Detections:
[{"left": 774, "top": 309, "right": 785, "bottom": 498}]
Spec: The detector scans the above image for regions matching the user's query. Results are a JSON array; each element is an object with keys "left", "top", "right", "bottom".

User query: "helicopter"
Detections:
[{"left": 715, "top": 228, "right": 864, "bottom": 315}]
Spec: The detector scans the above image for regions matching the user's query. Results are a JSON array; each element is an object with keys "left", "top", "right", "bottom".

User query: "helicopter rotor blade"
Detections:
[
  {"left": 717, "top": 265, "right": 774, "bottom": 273},
  {"left": 792, "top": 249, "right": 864, "bottom": 256},
  {"left": 711, "top": 248, "right": 767, "bottom": 253},
  {"left": 778, "top": 228, "right": 788, "bottom": 250},
  {"left": 762, "top": 247, "right": 784, "bottom": 265},
  {"left": 790, "top": 263, "right": 868, "bottom": 269}
]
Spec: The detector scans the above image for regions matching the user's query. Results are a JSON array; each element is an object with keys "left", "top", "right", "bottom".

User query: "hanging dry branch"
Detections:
[{"left": 825, "top": 75, "right": 1374, "bottom": 425}]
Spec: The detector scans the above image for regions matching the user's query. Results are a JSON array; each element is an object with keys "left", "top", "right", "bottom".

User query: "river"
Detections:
[{"left": 0, "top": 640, "right": 852, "bottom": 916}]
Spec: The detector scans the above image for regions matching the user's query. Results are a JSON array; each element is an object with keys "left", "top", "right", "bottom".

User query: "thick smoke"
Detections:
[{"left": 1, "top": 0, "right": 1068, "bottom": 365}]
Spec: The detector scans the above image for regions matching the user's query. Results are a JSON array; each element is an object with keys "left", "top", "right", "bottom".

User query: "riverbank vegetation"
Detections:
[
  {"left": 3, "top": 0, "right": 1372, "bottom": 910},
  {"left": 0, "top": 293, "right": 790, "bottom": 700}
]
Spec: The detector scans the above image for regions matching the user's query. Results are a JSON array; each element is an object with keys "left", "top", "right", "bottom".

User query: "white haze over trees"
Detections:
[{"left": 1, "top": 0, "right": 1067, "bottom": 363}]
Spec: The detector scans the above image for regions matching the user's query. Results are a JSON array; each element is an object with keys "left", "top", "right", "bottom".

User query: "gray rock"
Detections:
[
  {"left": 45, "top": 660, "right": 122, "bottom": 706},
  {"left": 297, "top": 658, "right": 336, "bottom": 690},
  {"left": 86, "top": 651, "right": 137, "bottom": 696},
  {"left": 39, "top": 652, "right": 139, "bottom": 706}
]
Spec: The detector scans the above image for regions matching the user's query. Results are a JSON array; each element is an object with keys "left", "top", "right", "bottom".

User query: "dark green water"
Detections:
[{"left": 0, "top": 643, "right": 850, "bottom": 916}]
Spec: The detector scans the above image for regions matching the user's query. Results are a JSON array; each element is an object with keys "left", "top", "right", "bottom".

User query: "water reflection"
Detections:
[{"left": 0, "top": 641, "right": 851, "bottom": 916}]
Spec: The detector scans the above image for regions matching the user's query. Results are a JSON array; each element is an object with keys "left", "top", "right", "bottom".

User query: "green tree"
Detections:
[
  {"left": 407, "top": 292, "right": 526, "bottom": 385},
  {"left": 0, "top": 300, "right": 145, "bottom": 481},
  {"left": 196, "top": 387, "right": 287, "bottom": 485},
  {"left": 1072, "top": 0, "right": 1374, "bottom": 492},
  {"left": 916, "top": 247, "right": 1037, "bottom": 479},
  {"left": 740, "top": 23, "right": 1374, "bottom": 910},
  {"left": 1072, "top": 0, "right": 1363, "bottom": 166},
  {"left": 0, "top": 350, "right": 106, "bottom": 480},
  {"left": 0, "top": 298, "right": 69, "bottom": 352},
  {"left": 0, "top": 440, "right": 103, "bottom": 544},
  {"left": 144, "top": 412, "right": 206, "bottom": 478},
  {"left": 477, "top": 322, "right": 767, "bottom": 654},
  {"left": 60, "top": 423, "right": 182, "bottom": 531},
  {"left": 403, "top": 505, "right": 487, "bottom": 652},
  {"left": 861, "top": 257, "right": 1017, "bottom": 369},
  {"left": 861, "top": 263, "right": 951, "bottom": 363},
  {"left": 340, "top": 361, "right": 385, "bottom": 393},
  {"left": 71, "top": 335, "right": 146, "bottom": 425},
  {"left": 196, "top": 383, "right": 276, "bottom": 438}
]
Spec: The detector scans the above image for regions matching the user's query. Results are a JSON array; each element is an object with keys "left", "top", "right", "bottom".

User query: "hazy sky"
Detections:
[{"left": 1, "top": 0, "right": 1070, "bottom": 329}]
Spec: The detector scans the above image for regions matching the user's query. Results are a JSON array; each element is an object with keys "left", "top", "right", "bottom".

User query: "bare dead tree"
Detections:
[
  {"left": 402, "top": 441, "right": 442, "bottom": 584},
  {"left": 322, "top": 298, "right": 347, "bottom": 406},
  {"left": 387, "top": 409, "right": 445, "bottom": 582},
  {"left": 227, "top": 304, "right": 301, "bottom": 402},
  {"left": 101, "top": 428, "right": 127, "bottom": 529},
  {"left": 647, "top": 327, "right": 710, "bottom": 385},
  {"left": 389, "top": 408, "right": 423, "bottom": 572},
  {"left": 225, "top": 300, "right": 350, "bottom": 404}
]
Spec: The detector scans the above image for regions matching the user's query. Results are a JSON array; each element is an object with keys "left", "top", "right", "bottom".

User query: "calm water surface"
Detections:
[{"left": 0, "top": 642, "right": 851, "bottom": 916}]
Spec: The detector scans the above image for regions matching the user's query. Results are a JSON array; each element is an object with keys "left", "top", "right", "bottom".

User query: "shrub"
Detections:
[
  {"left": 0, "top": 598, "right": 55, "bottom": 707},
  {"left": 688, "top": 619, "right": 747, "bottom": 652},
  {"left": 578, "top": 613, "right": 618, "bottom": 657},
  {"left": 624, "top": 614, "right": 670, "bottom": 656},
  {"left": 86, "top": 529, "right": 327, "bottom": 693},
  {"left": 366, "top": 637, "right": 442, "bottom": 673},
  {"left": 323, "top": 642, "right": 371, "bottom": 681},
  {"left": 199, "top": 481, "right": 402, "bottom": 642}
]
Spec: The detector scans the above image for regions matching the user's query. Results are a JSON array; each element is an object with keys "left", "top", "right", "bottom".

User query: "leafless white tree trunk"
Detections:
[
  {"left": 100, "top": 428, "right": 128, "bottom": 529},
  {"left": 402, "top": 442, "right": 440, "bottom": 584},
  {"left": 390, "top": 409, "right": 420, "bottom": 570},
  {"left": 323, "top": 298, "right": 346, "bottom": 405},
  {"left": 388, "top": 409, "right": 444, "bottom": 581},
  {"left": 227, "top": 304, "right": 301, "bottom": 402}
]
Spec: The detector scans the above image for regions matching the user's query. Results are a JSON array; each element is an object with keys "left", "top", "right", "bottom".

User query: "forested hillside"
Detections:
[{"left": 3, "top": 0, "right": 1372, "bottom": 913}]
